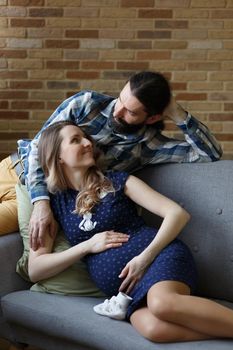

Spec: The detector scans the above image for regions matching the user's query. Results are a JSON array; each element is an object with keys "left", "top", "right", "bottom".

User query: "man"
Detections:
[{"left": 0, "top": 71, "right": 222, "bottom": 246}]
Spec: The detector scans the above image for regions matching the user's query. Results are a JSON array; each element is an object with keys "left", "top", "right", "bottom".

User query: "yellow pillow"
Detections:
[{"left": 16, "top": 184, "right": 105, "bottom": 297}]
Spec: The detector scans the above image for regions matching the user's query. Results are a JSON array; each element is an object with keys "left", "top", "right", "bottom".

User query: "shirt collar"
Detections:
[{"left": 101, "top": 98, "right": 117, "bottom": 119}]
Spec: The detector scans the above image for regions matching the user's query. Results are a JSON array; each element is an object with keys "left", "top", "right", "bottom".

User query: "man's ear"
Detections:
[{"left": 145, "top": 114, "right": 162, "bottom": 125}]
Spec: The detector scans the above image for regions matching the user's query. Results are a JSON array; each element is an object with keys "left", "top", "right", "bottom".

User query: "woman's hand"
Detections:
[
  {"left": 87, "top": 231, "right": 129, "bottom": 254},
  {"left": 118, "top": 253, "right": 152, "bottom": 294}
]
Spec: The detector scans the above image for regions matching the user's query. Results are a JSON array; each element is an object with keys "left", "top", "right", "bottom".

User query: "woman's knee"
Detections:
[
  {"left": 147, "top": 292, "right": 177, "bottom": 320},
  {"left": 131, "top": 311, "right": 173, "bottom": 343},
  {"left": 147, "top": 281, "right": 190, "bottom": 320}
]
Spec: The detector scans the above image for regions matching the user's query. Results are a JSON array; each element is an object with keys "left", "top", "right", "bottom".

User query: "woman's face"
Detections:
[{"left": 59, "top": 125, "right": 95, "bottom": 170}]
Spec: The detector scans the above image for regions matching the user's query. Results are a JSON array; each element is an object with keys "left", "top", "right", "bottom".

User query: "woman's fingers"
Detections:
[
  {"left": 105, "top": 231, "right": 129, "bottom": 244},
  {"left": 90, "top": 231, "right": 129, "bottom": 253},
  {"left": 119, "top": 275, "right": 137, "bottom": 294}
]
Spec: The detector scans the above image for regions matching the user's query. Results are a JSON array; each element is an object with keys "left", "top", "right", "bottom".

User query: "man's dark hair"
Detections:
[{"left": 129, "top": 71, "right": 171, "bottom": 130}]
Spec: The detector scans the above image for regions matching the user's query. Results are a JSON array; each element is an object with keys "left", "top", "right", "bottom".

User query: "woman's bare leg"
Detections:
[
  {"left": 146, "top": 281, "right": 233, "bottom": 339},
  {"left": 130, "top": 306, "right": 211, "bottom": 343}
]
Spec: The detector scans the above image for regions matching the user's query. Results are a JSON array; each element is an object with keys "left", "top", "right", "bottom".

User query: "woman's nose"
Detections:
[{"left": 83, "top": 137, "right": 92, "bottom": 148}]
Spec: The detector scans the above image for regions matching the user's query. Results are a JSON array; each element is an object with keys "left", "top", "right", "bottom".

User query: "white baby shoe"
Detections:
[{"left": 93, "top": 292, "right": 133, "bottom": 320}]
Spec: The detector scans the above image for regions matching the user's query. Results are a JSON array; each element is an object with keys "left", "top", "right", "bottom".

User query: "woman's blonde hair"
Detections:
[{"left": 38, "top": 121, "right": 114, "bottom": 215}]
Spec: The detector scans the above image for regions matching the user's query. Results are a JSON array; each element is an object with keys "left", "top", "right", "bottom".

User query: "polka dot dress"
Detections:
[{"left": 50, "top": 171, "right": 197, "bottom": 318}]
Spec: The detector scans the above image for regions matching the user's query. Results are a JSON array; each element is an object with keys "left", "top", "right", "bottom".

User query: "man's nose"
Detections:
[
  {"left": 114, "top": 99, "right": 125, "bottom": 117},
  {"left": 114, "top": 105, "right": 125, "bottom": 119}
]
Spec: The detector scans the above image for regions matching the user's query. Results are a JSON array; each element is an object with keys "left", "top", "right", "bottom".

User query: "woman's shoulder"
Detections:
[{"left": 105, "top": 170, "right": 130, "bottom": 190}]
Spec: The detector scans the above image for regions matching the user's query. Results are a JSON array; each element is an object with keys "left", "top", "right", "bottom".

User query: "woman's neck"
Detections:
[{"left": 64, "top": 168, "right": 88, "bottom": 191}]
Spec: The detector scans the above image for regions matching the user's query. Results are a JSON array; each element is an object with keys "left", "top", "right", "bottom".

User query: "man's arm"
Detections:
[
  {"left": 29, "top": 200, "right": 58, "bottom": 251},
  {"left": 145, "top": 97, "right": 222, "bottom": 165},
  {"left": 165, "top": 97, "right": 222, "bottom": 161}
]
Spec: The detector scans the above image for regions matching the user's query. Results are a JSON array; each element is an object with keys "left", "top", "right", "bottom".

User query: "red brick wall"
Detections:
[{"left": 0, "top": 0, "right": 233, "bottom": 160}]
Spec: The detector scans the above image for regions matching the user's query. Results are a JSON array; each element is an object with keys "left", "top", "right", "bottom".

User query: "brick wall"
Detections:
[{"left": 0, "top": 0, "right": 233, "bottom": 160}]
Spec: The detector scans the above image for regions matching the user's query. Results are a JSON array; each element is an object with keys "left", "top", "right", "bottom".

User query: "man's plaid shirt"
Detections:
[{"left": 18, "top": 90, "right": 222, "bottom": 203}]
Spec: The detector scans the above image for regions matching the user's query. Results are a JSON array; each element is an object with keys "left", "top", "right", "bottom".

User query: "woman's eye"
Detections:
[{"left": 72, "top": 137, "right": 80, "bottom": 143}]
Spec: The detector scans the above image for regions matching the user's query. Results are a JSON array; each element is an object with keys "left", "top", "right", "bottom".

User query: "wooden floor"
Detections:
[{"left": 0, "top": 338, "right": 42, "bottom": 350}]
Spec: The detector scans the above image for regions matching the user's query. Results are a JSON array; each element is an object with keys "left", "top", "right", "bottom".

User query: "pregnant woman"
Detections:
[{"left": 28, "top": 121, "right": 233, "bottom": 343}]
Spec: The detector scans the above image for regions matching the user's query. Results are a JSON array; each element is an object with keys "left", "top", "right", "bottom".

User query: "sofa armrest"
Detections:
[{"left": 0, "top": 232, "right": 31, "bottom": 297}]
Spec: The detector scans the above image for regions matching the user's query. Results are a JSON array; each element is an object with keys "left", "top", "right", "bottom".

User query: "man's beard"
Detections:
[{"left": 109, "top": 114, "right": 145, "bottom": 134}]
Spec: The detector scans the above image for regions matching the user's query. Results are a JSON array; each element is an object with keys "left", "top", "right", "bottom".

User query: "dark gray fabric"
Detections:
[
  {"left": 1, "top": 161, "right": 233, "bottom": 349},
  {"left": 0, "top": 312, "right": 16, "bottom": 343},
  {"left": 13, "top": 322, "right": 233, "bottom": 350},
  {"left": 0, "top": 232, "right": 31, "bottom": 340},
  {"left": 0, "top": 232, "right": 31, "bottom": 297},
  {"left": 136, "top": 161, "right": 233, "bottom": 301},
  {"left": 8, "top": 324, "right": 94, "bottom": 350},
  {"left": 2, "top": 290, "right": 233, "bottom": 350}
]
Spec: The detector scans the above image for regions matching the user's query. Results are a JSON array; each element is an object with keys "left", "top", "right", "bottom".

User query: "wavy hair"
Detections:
[{"left": 38, "top": 120, "right": 114, "bottom": 215}]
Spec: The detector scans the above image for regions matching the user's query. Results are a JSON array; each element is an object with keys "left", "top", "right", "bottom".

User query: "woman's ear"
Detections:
[
  {"left": 58, "top": 157, "right": 64, "bottom": 164},
  {"left": 145, "top": 114, "right": 162, "bottom": 125}
]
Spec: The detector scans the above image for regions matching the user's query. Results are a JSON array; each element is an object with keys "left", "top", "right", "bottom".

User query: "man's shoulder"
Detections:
[
  {"left": 53, "top": 90, "right": 114, "bottom": 121},
  {"left": 71, "top": 90, "right": 114, "bottom": 104}
]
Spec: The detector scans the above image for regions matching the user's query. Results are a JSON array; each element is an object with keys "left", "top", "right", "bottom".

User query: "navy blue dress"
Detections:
[{"left": 50, "top": 171, "right": 197, "bottom": 317}]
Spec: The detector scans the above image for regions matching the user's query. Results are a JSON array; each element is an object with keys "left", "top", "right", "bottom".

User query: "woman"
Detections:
[{"left": 28, "top": 121, "right": 233, "bottom": 342}]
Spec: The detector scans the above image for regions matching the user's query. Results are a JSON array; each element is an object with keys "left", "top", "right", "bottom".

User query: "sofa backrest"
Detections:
[
  {"left": 136, "top": 160, "right": 233, "bottom": 302},
  {"left": 0, "top": 233, "right": 30, "bottom": 298}
]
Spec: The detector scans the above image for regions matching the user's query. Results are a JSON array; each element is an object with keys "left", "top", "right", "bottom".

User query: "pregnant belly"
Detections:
[{"left": 86, "top": 227, "right": 157, "bottom": 295}]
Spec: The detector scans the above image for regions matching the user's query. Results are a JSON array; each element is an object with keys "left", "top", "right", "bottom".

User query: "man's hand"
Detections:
[
  {"left": 162, "top": 96, "right": 187, "bottom": 123},
  {"left": 29, "top": 200, "right": 58, "bottom": 251}
]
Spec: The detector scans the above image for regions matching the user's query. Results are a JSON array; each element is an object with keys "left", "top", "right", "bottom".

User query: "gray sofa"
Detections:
[{"left": 1, "top": 161, "right": 233, "bottom": 350}]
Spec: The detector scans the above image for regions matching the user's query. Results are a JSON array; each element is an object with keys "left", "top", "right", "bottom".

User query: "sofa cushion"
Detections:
[
  {"left": 15, "top": 184, "right": 104, "bottom": 297},
  {"left": 2, "top": 290, "right": 233, "bottom": 350}
]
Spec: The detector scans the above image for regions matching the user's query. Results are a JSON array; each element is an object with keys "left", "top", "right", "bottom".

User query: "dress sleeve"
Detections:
[
  {"left": 49, "top": 193, "right": 60, "bottom": 223},
  {"left": 107, "top": 171, "right": 130, "bottom": 192}
]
